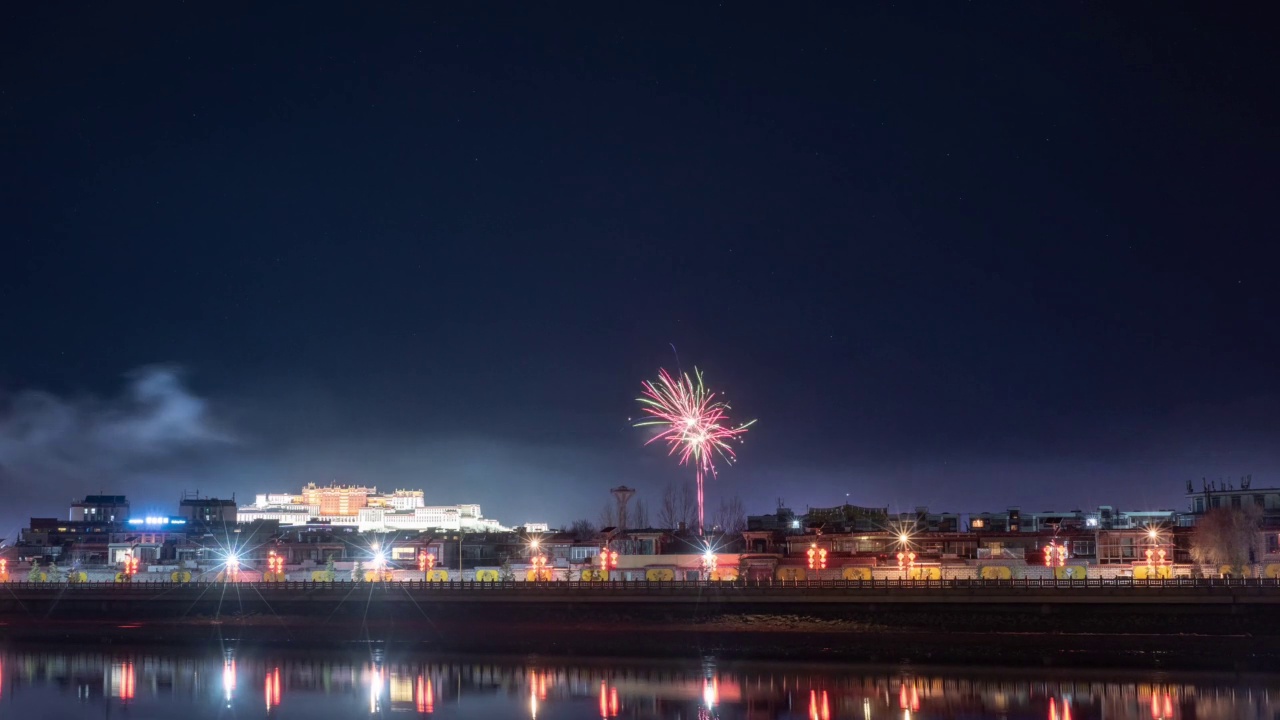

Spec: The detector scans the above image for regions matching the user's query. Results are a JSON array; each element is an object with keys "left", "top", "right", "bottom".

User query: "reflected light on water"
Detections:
[
  {"left": 265, "top": 667, "right": 281, "bottom": 711},
  {"left": 367, "top": 665, "right": 383, "bottom": 714},
  {"left": 415, "top": 676, "right": 433, "bottom": 714},
  {"left": 108, "top": 661, "right": 134, "bottom": 702},
  {"left": 704, "top": 675, "right": 719, "bottom": 708},
  {"left": 222, "top": 659, "right": 236, "bottom": 707},
  {"left": 1, "top": 649, "right": 1277, "bottom": 719},
  {"left": 809, "top": 689, "right": 831, "bottom": 720}
]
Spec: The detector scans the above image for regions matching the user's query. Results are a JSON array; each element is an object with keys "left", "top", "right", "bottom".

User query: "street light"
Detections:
[
  {"left": 702, "top": 549, "right": 718, "bottom": 580},
  {"left": 418, "top": 550, "right": 436, "bottom": 574},
  {"left": 122, "top": 550, "right": 139, "bottom": 581},
  {"left": 895, "top": 530, "right": 915, "bottom": 579},
  {"left": 266, "top": 550, "right": 284, "bottom": 580},
  {"left": 530, "top": 553, "right": 550, "bottom": 581},
  {"left": 598, "top": 547, "right": 618, "bottom": 580}
]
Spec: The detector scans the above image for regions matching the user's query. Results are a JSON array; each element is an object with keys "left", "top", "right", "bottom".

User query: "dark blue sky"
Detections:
[{"left": 2, "top": 3, "right": 1278, "bottom": 534}]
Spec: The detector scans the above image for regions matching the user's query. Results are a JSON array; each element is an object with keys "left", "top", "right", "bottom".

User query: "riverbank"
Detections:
[{"left": 3, "top": 613, "right": 1276, "bottom": 672}]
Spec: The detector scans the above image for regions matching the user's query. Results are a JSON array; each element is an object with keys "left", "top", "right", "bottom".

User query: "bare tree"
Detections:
[
  {"left": 679, "top": 483, "right": 698, "bottom": 530},
  {"left": 568, "top": 519, "right": 597, "bottom": 542},
  {"left": 712, "top": 496, "right": 747, "bottom": 536},
  {"left": 658, "top": 483, "right": 680, "bottom": 529},
  {"left": 632, "top": 499, "right": 650, "bottom": 529},
  {"left": 658, "top": 482, "right": 698, "bottom": 530},
  {"left": 598, "top": 502, "right": 617, "bottom": 529},
  {"left": 1191, "top": 506, "right": 1263, "bottom": 576}
]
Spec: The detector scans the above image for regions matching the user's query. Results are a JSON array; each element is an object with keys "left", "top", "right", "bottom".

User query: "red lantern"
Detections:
[
  {"left": 807, "top": 544, "right": 817, "bottom": 570},
  {"left": 818, "top": 548, "right": 828, "bottom": 570}
]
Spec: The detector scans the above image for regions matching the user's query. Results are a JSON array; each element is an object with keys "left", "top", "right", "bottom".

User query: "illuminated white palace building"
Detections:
[{"left": 236, "top": 483, "right": 508, "bottom": 533}]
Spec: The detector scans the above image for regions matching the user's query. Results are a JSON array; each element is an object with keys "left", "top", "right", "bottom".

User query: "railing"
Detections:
[{"left": 4, "top": 577, "right": 1280, "bottom": 592}]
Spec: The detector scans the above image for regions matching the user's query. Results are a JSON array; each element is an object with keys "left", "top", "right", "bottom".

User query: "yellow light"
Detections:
[
  {"left": 1147, "top": 528, "right": 1159, "bottom": 539},
  {"left": 898, "top": 533, "right": 909, "bottom": 544}
]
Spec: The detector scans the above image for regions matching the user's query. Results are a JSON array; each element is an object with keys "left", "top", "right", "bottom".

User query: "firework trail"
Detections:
[{"left": 635, "top": 367, "right": 755, "bottom": 534}]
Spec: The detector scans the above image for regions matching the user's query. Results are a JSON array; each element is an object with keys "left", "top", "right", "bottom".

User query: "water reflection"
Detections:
[{"left": 0, "top": 647, "right": 1276, "bottom": 719}]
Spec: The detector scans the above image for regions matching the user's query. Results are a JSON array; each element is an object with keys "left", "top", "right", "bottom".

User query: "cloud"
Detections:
[{"left": 0, "top": 366, "right": 232, "bottom": 537}]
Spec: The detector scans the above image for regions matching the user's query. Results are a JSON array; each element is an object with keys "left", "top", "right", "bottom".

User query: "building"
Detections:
[
  {"left": 178, "top": 493, "right": 237, "bottom": 524},
  {"left": 237, "top": 484, "right": 508, "bottom": 532},
  {"left": 70, "top": 495, "right": 129, "bottom": 523},
  {"left": 1185, "top": 478, "right": 1280, "bottom": 528},
  {"left": 301, "top": 483, "right": 371, "bottom": 515}
]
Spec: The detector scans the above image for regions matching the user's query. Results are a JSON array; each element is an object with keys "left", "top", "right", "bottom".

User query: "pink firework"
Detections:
[{"left": 635, "top": 367, "right": 755, "bottom": 534}]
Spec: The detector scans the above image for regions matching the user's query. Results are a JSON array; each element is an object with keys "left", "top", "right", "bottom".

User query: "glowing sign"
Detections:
[{"left": 127, "top": 517, "right": 185, "bottom": 526}]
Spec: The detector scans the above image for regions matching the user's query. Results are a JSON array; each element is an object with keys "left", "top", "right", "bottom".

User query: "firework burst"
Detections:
[{"left": 635, "top": 367, "right": 755, "bottom": 534}]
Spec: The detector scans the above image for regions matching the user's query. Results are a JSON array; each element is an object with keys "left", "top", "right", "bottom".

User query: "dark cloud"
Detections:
[{"left": 0, "top": 366, "right": 232, "bottom": 538}]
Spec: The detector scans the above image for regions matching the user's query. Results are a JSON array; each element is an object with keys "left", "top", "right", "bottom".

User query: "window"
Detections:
[
  {"left": 1255, "top": 495, "right": 1265, "bottom": 507},
  {"left": 1195, "top": 498, "right": 1204, "bottom": 513},
  {"left": 1120, "top": 537, "right": 1135, "bottom": 559},
  {"left": 1212, "top": 497, "right": 1221, "bottom": 509},
  {"left": 1072, "top": 540, "right": 1096, "bottom": 556},
  {"left": 1231, "top": 496, "right": 1242, "bottom": 509}
]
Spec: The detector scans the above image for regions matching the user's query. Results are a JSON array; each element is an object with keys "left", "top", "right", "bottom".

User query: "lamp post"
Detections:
[
  {"left": 895, "top": 533, "right": 915, "bottom": 580},
  {"left": 371, "top": 542, "right": 388, "bottom": 581},
  {"left": 702, "top": 549, "right": 718, "bottom": 581},
  {"left": 1145, "top": 527, "right": 1168, "bottom": 580},
  {"left": 598, "top": 546, "right": 618, "bottom": 580},
  {"left": 529, "top": 538, "right": 550, "bottom": 581},
  {"left": 418, "top": 549, "right": 436, "bottom": 577}
]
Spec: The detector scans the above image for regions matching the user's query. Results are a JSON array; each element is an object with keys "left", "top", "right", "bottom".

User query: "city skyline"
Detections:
[{"left": 3, "top": 5, "right": 1278, "bottom": 541}]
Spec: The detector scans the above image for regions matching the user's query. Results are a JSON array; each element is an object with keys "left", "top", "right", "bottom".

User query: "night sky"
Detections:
[{"left": 2, "top": 4, "right": 1278, "bottom": 538}]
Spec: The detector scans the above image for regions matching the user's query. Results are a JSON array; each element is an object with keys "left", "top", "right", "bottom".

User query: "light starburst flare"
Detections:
[{"left": 635, "top": 367, "right": 755, "bottom": 534}]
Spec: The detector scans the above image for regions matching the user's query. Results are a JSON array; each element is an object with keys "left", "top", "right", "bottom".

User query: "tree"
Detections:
[
  {"left": 45, "top": 562, "right": 64, "bottom": 583},
  {"left": 1191, "top": 506, "right": 1263, "bottom": 576},
  {"left": 568, "top": 519, "right": 597, "bottom": 542},
  {"left": 712, "top": 496, "right": 747, "bottom": 536},
  {"left": 319, "top": 555, "right": 336, "bottom": 582},
  {"left": 352, "top": 559, "right": 365, "bottom": 582},
  {"left": 632, "top": 499, "right": 650, "bottom": 529},
  {"left": 27, "top": 559, "right": 41, "bottom": 582},
  {"left": 659, "top": 482, "right": 698, "bottom": 530},
  {"left": 500, "top": 554, "right": 514, "bottom": 582},
  {"left": 598, "top": 502, "right": 617, "bottom": 529}
]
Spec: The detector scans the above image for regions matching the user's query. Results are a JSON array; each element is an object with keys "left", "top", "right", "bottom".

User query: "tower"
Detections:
[{"left": 611, "top": 486, "right": 636, "bottom": 532}]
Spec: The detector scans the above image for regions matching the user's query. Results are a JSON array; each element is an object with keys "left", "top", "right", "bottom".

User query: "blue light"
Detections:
[
  {"left": 170, "top": 519, "right": 187, "bottom": 525},
  {"left": 127, "top": 519, "right": 144, "bottom": 525}
]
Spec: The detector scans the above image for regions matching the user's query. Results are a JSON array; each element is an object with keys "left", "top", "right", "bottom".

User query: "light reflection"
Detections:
[
  {"left": 703, "top": 675, "right": 719, "bottom": 708},
  {"left": 223, "top": 658, "right": 236, "bottom": 707},
  {"left": 368, "top": 665, "right": 383, "bottom": 714},
  {"left": 265, "top": 667, "right": 281, "bottom": 711},
  {"left": 415, "top": 676, "right": 433, "bottom": 714},
  {"left": 0, "top": 650, "right": 1276, "bottom": 719},
  {"left": 108, "top": 661, "right": 135, "bottom": 702},
  {"left": 598, "top": 680, "right": 618, "bottom": 718}
]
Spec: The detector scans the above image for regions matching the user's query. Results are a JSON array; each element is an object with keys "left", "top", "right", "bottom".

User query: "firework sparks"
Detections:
[{"left": 635, "top": 367, "right": 755, "bottom": 534}]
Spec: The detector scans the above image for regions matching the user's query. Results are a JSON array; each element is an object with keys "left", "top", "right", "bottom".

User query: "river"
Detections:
[{"left": 0, "top": 646, "right": 1275, "bottom": 719}]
